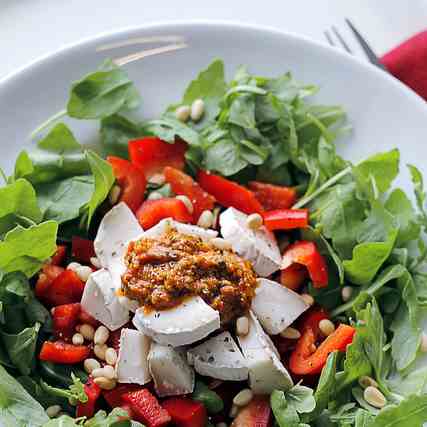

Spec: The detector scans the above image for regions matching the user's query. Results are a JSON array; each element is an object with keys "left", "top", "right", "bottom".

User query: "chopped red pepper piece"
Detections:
[
  {"left": 52, "top": 303, "right": 81, "bottom": 341},
  {"left": 43, "top": 270, "right": 86, "bottom": 307},
  {"left": 76, "top": 378, "right": 102, "bottom": 418},
  {"left": 289, "top": 324, "right": 356, "bottom": 375},
  {"left": 248, "top": 181, "right": 297, "bottom": 210},
  {"left": 71, "top": 237, "right": 96, "bottom": 264},
  {"left": 108, "top": 156, "right": 147, "bottom": 213},
  {"left": 263, "top": 209, "right": 309, "bottom": 231},
  {"left": 50, "top": 245, "right": 67, "bottom": 266},
  {"left": 78, "top": 309, "right": 100, "bottom": 328},
  {"left": 129, "top": 137, "right": 187, "bottom": 178},
  {"left": 230, "top": 396, "right": 272, "bottom": 427},
  {"left": 39, "top": 341, "right": 90, "bottom": 364},
  {"left": 281, "top": 241, "right": 328, "bottom": 288},
  {"left": 164, "top": 166, "right": 216, "bottom": 222},
  {"left": 123, "top": 388, "right": 171, "bottom": 427},
  {"left": 136, "top": 198, "right": 192, "bottom": 230},
  {"left": 197, "top": 170, "right": 263, "bottom": 215},
  {"left": 104, "top": 384, "right": 142, "bottom": 408},
  {"left": 35, "top": 265, "right": 65, "bottom": 302},
  {"left": 280, "top": 263, "right": 308, "bottom": 291},
  {"left": 162, "top": 398, "right": 207, "bottom": 427}
]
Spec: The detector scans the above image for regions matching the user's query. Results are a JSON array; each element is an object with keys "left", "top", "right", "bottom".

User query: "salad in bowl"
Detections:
[{"left": 1, "top": 58, "right": 427, "bottom": 427}]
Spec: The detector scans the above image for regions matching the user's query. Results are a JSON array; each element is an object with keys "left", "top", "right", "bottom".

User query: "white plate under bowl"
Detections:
[{"left": 1, "top": 21, "right": 426, "bottom": 192}]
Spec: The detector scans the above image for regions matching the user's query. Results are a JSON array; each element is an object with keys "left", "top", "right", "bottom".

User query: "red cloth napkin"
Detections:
[{"left": 381, "top": 31, "right": 427, "bottom": 101}]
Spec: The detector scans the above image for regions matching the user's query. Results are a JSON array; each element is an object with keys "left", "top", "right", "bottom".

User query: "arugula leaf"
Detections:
[
  {"left": 271, "top": 390, "right": 300, "bottom": 427},
  {"left": 40, "top": 373, "right": 88, "bottom": 403},
  {"left": 84, "top": 408, "right": 137, "bottom": 426},
  {"left": 408, "top": 164, "right": 427, "bottom": 232},
  {"left": 38, "top": 123, "right": 81, "bottom": 152},
  {"left": 43, "top": 415, "right": 78, "bottom": 427},
  {"left": 0, "top": 364, "right": 49, "bottom": 427},
  {"left": 17, "top": 376, "right": 64, "bottom": 409},
  {"left": 67, "top": 60, "right": 141, "bottom": 119},
  {"left": 0, "top": 221, "right": 58, "bottom": 277},
  {"left": 286, "top": 385, "right": 316, "bottom": 414},
  {"left": 355, "top": 409, "right": 375, "bottom": 427}
]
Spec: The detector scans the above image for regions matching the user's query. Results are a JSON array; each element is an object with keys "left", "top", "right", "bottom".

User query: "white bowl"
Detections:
[{"left": 1, "top": 21, "right": 426, "bottom": 192}]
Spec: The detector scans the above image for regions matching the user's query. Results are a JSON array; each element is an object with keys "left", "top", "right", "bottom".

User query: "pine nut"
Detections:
[
  {"left": 363, "top": 386, "right": 386, "bottom": 409},
  {"left": 229, "top": 404, "right": 239, "bottom": 418},
  {"left": 280, "top": 327, "right": 301, "bottom": 340},
  {"left": 147, "top": 191, "right": 163, "bottom": 201},
  {"left": 149, "top": 173, "right": 166, "bottom": 185},
  {"left": 175, "top": 105, "right": 191, "bottom": 122},
  {"left": 90, "top": 256, "right": 101, "bottom": 269},
  {"left": 197, "top": 210, "right": 214, "bottom": 229},
  {"left": 190, "top": 99, "right": 205, "bottom": 122},
  {"left": 319, "top": 319, "right": 335, "bottom": 337},
  {"left": 301, "top": 293, "right": 314, "bottom": 306},
  {"left": 46, "top": 405, "right": 62, "bottom": 418},
  {"left": 211, "top": 238, "right": 232, "bottom": 251},
  {"left": 109, "top": 185, "right": 121, "bottom": 205},
  {"left": 79, "top": 324, "right": 95, "bottom": 341},
  {"left": 176, "top": 195, "right": 194, "bottom": 214},
  {"left": 233, "top": 388, "right": 253, "bottom": 407},
  {"left": 93, "top": 377, "right": 117, "bottom": 390},
  {"left": 341, "top": 286, "right": 353, "bottom": 302},
  {"left": 72, "top": 333, "right": 84, "bottom": 345},
  {"left": 103, "top": 364, "right": 117, "bottom": 379},
  {"left": 84, "top": 358, "right": 101, "bottom": 374},
  {"left": 359, "top": 375, "right": 379, "bottom": 389},
  {"left": 236, "top": 316, "right": 250, "bottom": 336},
  {"left": 421, "top": 333, "right": 427, "bottom": 352},
  {"left": 91, "top": 367, "right": 107, "bottom": 378},
  {"left": 246, "top": 213, "right": 263, "bottom": 230},
  {"left": 75, "top": 265, "right": 92, "bottom": 282},
  {"left": 67, "top": 262, "right": 81, "bottom": 272},
  {"left": 94, "top": 326, "right": 109, "bottom": 345},
  {"left": 105, "top": 348, "right": 118, "bottom": 366},
  {"left": 94, "top": 344, "right": 108, "bottom": 360}
]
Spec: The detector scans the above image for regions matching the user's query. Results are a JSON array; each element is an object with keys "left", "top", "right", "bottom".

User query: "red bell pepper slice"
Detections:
[
  {"left": 52, "top": 303, "right": 81, "bottom": 341},
  {"left": 263, "top": 209, "right": 309, "bottom": 231},
  {"left": 78, "top": 309, "right": 100, "bottom": 328},
  {"left": 298, "top": 308, "right": 330, "bottom": 335},
  {"left": 50, "top": 245, "right": 67, "bottom": 266},
  {"left": 136, "top": 198, "right": 192, "bottom": 230},
  {"left": 104, "top": 384, "right": 143, "bottom": 408},
  {"left": 231, "top": 396, "right": 272, "bottom": 427},
  {"left": 280, "top": 263, "right": 308, "bottom": 291},
  {"left": 123, "top": 389, "right": 171, "bottom": 427},
  {"left": 71, "top": 236, "right": 96, "bottom": 264},
  {"left": 289, "top": 324, "right": 356, "bottom": 375},
  {"left": 76, "top": 378, "right": 102, "bottom": 418},
  {"left": 197, "top": 170, "right": 263, "bottom": 215},
  {"left": 162, "top": 398, "right": 207, "bottom": 427},
  {"left": 39, "top": 341, "right": 90, "bottom": 364},
  {"left": 108, "top": 156, "right": 147, "bottom": 213},
  {"left": 35, "top": 265, "right": 65, "bottom": 301},
  {"left": 164, "top": 166, "right": 216, "bottom": 222},
  {"left": 281, "top": 241, "right": 328, "bottom": 288},
  {"left": 129, "top": 137, "right": 187, "bottom": 178},
  {"left": 248, "top": 181, "right": 297, "bottom": 210},
  {"left": 44, "top": 270, "right": 86, "bottom": 307}
]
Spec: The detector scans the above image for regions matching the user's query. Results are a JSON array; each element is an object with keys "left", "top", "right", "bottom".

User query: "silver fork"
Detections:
[{"left": 324, "top": 18, "right": 388, "bottom": 72}]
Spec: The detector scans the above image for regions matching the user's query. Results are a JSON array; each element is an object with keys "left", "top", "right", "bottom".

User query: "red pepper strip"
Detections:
[
  {"left": 263, "top": 209, "right": 309, "bottom": 231},
  {"left": 280, "top": 263, "right": 308, "bottom": 291},
  {"left": 248, "top": 181, "right": 297, "bottom": 210},
  {"left": 129, "top": 137, "right": 187, "bottom": 178},
  {"left": 44, "top": 270, "right": 86, "bottom": 307},
  {"left": 52, "top": 303, "right": 81, "bottom": 341},
  {"left": 123, "top": 389, "right": 171, "bottom": 427},
  {"left": 50, "top": 245, "right": 67, "bottom": 266},
  {"left": 281, "top": 241, "right": 328, "bottom": 288},
  {"left": 71, "top": 236, "right": 96, "bottom": 264},
  {"left": 164, "top": 166, "right": 216, "bottom": 223},
  {"left": 162, "top": 398, "right": 207, "bottom": 427},
  {"left": 104, "top": 384, "right": 142, "bottom": 408},
  {"left": 39, "top": 341, "right": 90, "bottom": 364},
  {"left": 298, "top": 307, "right": 330, "bottom": 335},
  {"left": 289, "top": 324, "right": 356, "bottom": 375},
  {"left": 136, "top": 198, "right": 193, "bottom": 230},
  {"left": 230, "top": 396, "right": 272, "bottom": 427},
  {"left": 197, "top": 170, "right": 264, "bottom": 215},
  {"left": 76, "top": 378, "right": 102, "bottom": 418},
  {"left": 35, "top": 265, "right": 65, "bottom": 302},
  {"left": 108, "top": 156, "right": 147, "bottom": 213}
]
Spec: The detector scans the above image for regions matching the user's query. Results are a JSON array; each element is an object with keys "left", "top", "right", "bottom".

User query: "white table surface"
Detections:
[{"left": 1, "top": 0, "right": 427, "bottom": 81}]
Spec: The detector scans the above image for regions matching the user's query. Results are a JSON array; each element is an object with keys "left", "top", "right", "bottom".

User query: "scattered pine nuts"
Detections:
[
  {"left": 246, "top": 213, "right": 263, "bottom": 230},
  {"left": 280, "top": 327, "right": 301, "bottom": 340},
  {"left": 108, "top": 185, "right": 121, "bottom": 205},
  {"left": 75, "top": 265, "right": 92, "bottom": 282},
  {"left": 79, "top": 324, "right": 95, "bottom": 341},
  {"left": 105, "top": 347, "right": 118, "bottom": 366},
  {"left": 197, "top": 210, "right": 214, "bottom": 229},
  {"left": 233, "top": 388, "right": 254, "bottom": 407},
  {"left": 175, "top": 105, "right": 191, "bottom": 122},
  {"left": 94, "top": 344, "right": 108, "bottom": 360},
  {"left": 147, "top": 191, "right": 163, "bottom": 201},
  {"left": 229, "top": 404, "right": 239, "bottom": 418},
  {"left": 190, "top": 99, "right": 205, "bottom": 122},
  {"left": 176, "top": 195, "right": 194, "bottom": 214},
  {"left": 363, "top": 386, "right": 386, "bottom": 409},
  {"left": 359, "top": 375, "right": 379, "bottom": 389},
  {"left": 341, "top": 286, "right": 353, "bottom": 302},
  {"left": 211, "top": 237, "right": 232, "bottom": 251},
  {"left": 103, "top": 364, "right": 117, "bottom": 379},
  {"left": 236, "top": 316, "right": 250, "bottom": 336},
  {"left": 72, "top": 333, "right": 84, "bottom": 346},
  {"left": 421, "top": 333, "right": 427, "bottom": 353},
  {"left": 301, "top": 293, "right": 314, "bottom": 306},
  {"left": 93, "top": 376, "right": 117, "bottom": 390},
  {"left": 46, "top": 405, "right": 62, "bottom": 418},
  {"left": 90, "top": 256, "right": 101, "bottom": 269},
  {"left": 67, "top": 262, "right": 81, "bottom": 272},
  {"left": 319, "top": 319, "right": 335, "bottom": 337},
  {"left": 94, "top": 326, "right": 109, "bottom": 345},
  {"left": 84, "top": 358, "right": 101, "bottom": 374}
]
